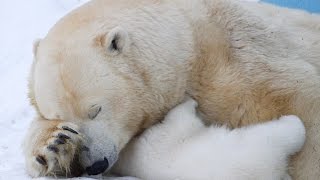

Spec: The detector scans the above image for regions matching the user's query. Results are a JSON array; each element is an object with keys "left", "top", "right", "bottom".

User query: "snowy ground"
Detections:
[
  {"left": 0, "top": 1, "right": 92, "bottom": 179},
  {"left": 0, "top": 0, "right": 267, "bottom": 180}
]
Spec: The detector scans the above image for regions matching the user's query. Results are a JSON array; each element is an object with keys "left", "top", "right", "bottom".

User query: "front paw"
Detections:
[{"left": 24, "top": 122, "right": 84, "bottom": 177}]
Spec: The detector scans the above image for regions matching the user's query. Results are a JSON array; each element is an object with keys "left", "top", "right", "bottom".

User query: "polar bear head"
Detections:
[{"left": 29, "top": 0, "right": 193, "bottom": 155}]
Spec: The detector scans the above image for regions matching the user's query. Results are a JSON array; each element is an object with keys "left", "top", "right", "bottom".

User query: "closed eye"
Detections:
[{"left": 88, "top": 105, "right": 102, "bottom": 120}]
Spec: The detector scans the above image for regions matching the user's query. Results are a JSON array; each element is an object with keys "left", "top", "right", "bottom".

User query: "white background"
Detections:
[{"left": 0, "top": 1, "right": 89, "bottom": 179}]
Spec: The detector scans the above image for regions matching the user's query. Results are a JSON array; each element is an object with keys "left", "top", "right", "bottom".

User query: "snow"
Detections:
[{"left": 0, "top": 1, "right": 89, "bottom": 179}]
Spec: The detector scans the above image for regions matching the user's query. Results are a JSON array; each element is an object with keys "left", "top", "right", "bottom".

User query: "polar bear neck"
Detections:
[{"left": 184, "top": 0, "right": 305, "bottom": 127}]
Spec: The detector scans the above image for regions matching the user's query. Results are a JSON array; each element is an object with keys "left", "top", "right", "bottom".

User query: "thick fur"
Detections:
[
  {"left": 112, "top": 99, "right": 305, "bottom": 180},
  {"left": 24, "top": 0, "right": 320, "bottom": 179}
]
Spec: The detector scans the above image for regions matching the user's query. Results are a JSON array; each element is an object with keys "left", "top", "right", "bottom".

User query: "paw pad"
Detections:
[
  {"left": 47, "top": 145, "right": 59, "bottom": 153},
  {"left": 57, "top": 133, "right": 70, "bottom": 140},
  {"left": 54, "top": 138, "right": 66, "bottom": 145},
  {"left": 36, "top": 155, "right": 47, "bottom": 166}
]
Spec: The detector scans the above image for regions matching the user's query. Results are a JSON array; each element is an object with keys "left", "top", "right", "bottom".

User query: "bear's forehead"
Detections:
[
  {"left": 33, "top": 44, "right": 128, "bottom": 120},
  {"left": 44, "top": 0, "right": 160, "bottom": 42},
  {"left": 32, "top": 0, "right": 173, "bottom": 120},
  {"left": 33, "top": 49, "right": 90, "bottom": 119},
  {"left": 33, "top": 62, "right": 90, "bottom": 120}
]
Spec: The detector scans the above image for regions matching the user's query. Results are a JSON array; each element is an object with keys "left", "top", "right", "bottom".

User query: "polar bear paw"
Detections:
[
  {"left": 261, "top": 115, "right": 306, "bottom": 156},
  {"left": 25, "top": 122, "right": 84, "bottom": 177}
]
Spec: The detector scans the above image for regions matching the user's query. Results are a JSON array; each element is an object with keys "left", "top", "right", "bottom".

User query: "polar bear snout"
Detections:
[
  {"left": 79, "top": 120, "right": 120, "bottom": 176},
  {"left": 86, "top": 157, "right": 109, "bottom": 175},
  {"left": 80, "top": 134, "right": 119, "bottom": 176},
  {"left": 80, "top": 140, "right": 118, "bottom": 176}
]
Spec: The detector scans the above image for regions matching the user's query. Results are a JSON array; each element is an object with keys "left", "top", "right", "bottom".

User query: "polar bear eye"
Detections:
[{"left": 88, "top": 105, "right": 102, "bottom": 120}]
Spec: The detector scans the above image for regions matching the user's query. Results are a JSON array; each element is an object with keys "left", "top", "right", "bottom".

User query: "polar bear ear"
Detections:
[
  {"left": 104, "top": 26, "right": 130, "bottom": 56},
  {"left": 33, "top": 39, "right": 41, "bottom": 57}
]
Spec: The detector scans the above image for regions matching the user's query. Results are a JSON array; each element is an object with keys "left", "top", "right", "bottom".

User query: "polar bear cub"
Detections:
[{"left": 111, "top": 99, "right": 306, "bottom": 180}]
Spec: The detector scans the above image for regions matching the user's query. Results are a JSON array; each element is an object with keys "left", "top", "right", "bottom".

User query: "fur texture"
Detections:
[
  {"left": 112, "top": 99, "right": 305, "bottom": 180},
  {"left": 23, "top": 0, "right": 320, "bottom": 179}
]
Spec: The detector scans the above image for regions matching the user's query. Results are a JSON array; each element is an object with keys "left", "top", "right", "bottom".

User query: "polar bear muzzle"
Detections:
[{"left": 79, "top": 120, "right": 119, "bottom": 176}]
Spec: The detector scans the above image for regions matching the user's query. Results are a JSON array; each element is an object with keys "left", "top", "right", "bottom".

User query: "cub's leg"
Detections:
[
  {"left": 239, "top": 115, "right": 306, "bottom": 155},
  {"left": 23, "top": 116, "right": 83, "bottom": 177},
  {"left": 114, "top": 105, "right": 305, "bottom": 180},
  {"left": 157, "top": 98, "right": 205, "bottom": 137},
  {"left": 231, "top": 115, "right": 305, "bottom": 180},
  {"left": 137, "top": 98, "right": 206, "bottom": 148}
]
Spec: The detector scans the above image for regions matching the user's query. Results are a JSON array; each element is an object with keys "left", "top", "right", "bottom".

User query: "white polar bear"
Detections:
[
  {"left": 23, "top": 0, "right": 320, "bottom": 178},
  {"left": 81, "top": 99, "right": 306, "bottom": 180}
]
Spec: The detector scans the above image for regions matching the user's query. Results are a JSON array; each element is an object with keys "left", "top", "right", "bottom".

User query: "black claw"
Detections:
[
  {"left": 55, "top": 138, "right": 66, "bottom": 145},
  {"left": 47, "top": 145, "right": 59, "bottom": 153},
  {"left": 86, "top": 157, "right": 109, "bottom": 175},
  {"left": 58, "top": 133, "right": 70, "bottom": 140},
  {"left": 62, "top": 126, "right": 78, "bottom": 134},
  {"left": 36, "top": 155, "right": 47, "bottom": 166}
]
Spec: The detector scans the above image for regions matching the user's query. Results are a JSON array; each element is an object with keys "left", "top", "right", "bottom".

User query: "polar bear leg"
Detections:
[
  {"left": 186, "top": 115, "right": 305, "bottom": 180},
  {"left": 23, "top": 116, "right": 83, "bottom": 177},
  {"left": 216, "top": 115, "right": 306, "bottom": 180},
  {"left": 141, "top": 99, "right": 205, "bottom": 145},
  {"left": 233, "top": 115, "right": 306, "bottom": 162},
  {"left": 241, "top": 115, "right": 306, "bottom": 155}
]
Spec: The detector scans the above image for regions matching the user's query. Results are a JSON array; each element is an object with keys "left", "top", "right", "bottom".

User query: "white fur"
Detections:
[
  {"left": 113, "top": 99, "right": 306, "bottom": 180},
  {"left": 24, "top": 0, "right": 319, "bottom": 178}
]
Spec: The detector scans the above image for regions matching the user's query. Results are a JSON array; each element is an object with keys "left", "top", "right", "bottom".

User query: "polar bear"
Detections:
[
  {"left": 82, "top": 99, "right": 305, "bottom": 180},
  {"left": 23, "top": 0, "right": 320, "bottom": 179}
]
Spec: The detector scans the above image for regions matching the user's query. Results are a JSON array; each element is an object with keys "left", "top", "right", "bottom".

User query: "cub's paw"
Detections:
[
  {"left": 25, "top": 122, "right": 84, "bottom": 177},
  {"left": 276, "top": 115, "right": 306, "bottom": 154},
  {"left": 169, "top": 98, "right": 198, "bottom": 117},
  {"left": 181, "top": 98, "right": 198, "bottom": 112}
]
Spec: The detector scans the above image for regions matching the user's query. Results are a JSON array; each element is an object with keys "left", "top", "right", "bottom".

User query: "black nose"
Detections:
[{"left": 86, "top": 157, "right": 109, "bottom": 175}]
